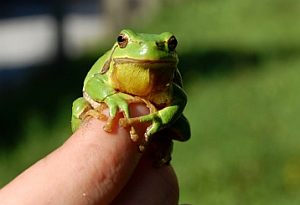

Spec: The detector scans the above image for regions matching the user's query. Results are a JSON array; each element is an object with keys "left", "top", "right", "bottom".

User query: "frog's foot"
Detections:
[
  {"left": 129, "top": 126, "right": 148, "bottom": 153},
  {"left": 119, "top": 117, "right": 140, "bottom": 142},
  {"left": 130, "top": 113, "right": 162, "bottom": 142},
  {"left": 119, "top": 114, "right": 161, "bottom": 142},
  {"left": 119, "top": 97, "right": 158, "bottom": 142},
  {"left": 82, "top": 103, "right": 108, "bottom": 121},
  {"left": 145, "top": 118, "right": 162, "bottom": 142},
  {"left": 80, "top": 102, "right": 118, "bottom": 134},
  {"left": 129, "top": 126, "right": 139, "bottom": 142},
  {"left": 119, "top": 116, "right": 149, "bottom": 152},
  {"left": 83, "top": 109, "right": 107, "bottom": 121}
]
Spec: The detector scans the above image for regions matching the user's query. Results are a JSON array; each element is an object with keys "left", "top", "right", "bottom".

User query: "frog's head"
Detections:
[
  {"left": 104, "top": 29, "right": 179, "bottom": 97},
  {"left": 112, "top": 29, "right": 178, "bottom": 61}
]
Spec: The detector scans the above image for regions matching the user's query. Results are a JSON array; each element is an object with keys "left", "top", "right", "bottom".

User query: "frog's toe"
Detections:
[
  {"left": 103, "top": 117, "right": 114, "bottom": 132},
  {"left": 119, "top": 103, "right": 130, "bottom": 119},
  {"left": 119, "top": 117, "right": 129, "bottom": 128},
  {"left": 145, "top": 122, "right": 161, "bottom": 141},
  {"left": 107, "top": 104, "right": 118, "bottom": 119},
  {"left": 129, "top": 126, "right": 139, "bottom": 142},
  {"left": 119, "top": 116, "right": 139, "bottom": 127},
  {"left": 83, "top": 109, "right": 107, "bottom": 121}
]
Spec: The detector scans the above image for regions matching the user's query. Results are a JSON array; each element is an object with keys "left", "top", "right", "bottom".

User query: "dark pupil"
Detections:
[
  {"left": 117, "top": 35, "right": 125, "bottom": 42},
  {"left": 117, "top": 34, "right": 128, "bottom": 48},
  {"left": 168, "top": 36, "right": 177, "bottom": 50}
]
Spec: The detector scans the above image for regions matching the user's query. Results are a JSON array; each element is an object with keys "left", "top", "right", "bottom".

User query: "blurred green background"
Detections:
[{"left": 1, "top": 0, "right": 300, "bottom": 204}]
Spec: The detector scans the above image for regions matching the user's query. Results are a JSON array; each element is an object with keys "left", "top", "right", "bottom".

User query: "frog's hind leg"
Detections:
[
  {"left": 72, "top": 98, "right": 109, "bottom": 132},
  {"left": 71, "top": 97, "right": 91, "bottom": 132}
]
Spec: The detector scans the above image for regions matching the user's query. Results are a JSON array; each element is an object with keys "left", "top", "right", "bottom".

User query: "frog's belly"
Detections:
[{"left": 111, "top": 62, "right": 174, "bottom": 98}]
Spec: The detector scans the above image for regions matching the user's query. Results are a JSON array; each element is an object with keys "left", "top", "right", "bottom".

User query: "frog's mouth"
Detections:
[{"left": 111, "top": 57, "right": 177, "bottom": 96}]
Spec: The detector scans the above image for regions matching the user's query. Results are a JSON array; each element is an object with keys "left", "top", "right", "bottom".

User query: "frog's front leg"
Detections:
[
  {"left": 102, "top": 92, "right": 133, "bottom": 132},
  {"left": 147, "top": 84, "right": 187, "bottom": 140},
  {"left": 118, "top": 96, "right": 158, "bottom": 143},
  {"left": 84, "top": 74, "right": 130, "bottom": 130},
  {"left": 125, "top": 84, "right": 187, "bottom": 141}
]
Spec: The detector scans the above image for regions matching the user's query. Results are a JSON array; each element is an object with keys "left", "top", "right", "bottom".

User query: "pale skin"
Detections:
[{"left": 0, "top": 104, "right": 179, "bottom": 205}]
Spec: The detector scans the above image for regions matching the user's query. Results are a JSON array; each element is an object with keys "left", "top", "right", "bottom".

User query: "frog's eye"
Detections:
[
  {"left": 117, "top": 34, "right": 128, "bottom": 48},
  {"left": 167, "top": 36, "right": 177, "bottom": 51}
]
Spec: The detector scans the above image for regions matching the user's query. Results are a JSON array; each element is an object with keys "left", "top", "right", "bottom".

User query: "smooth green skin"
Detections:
[{"left": 71, "top": 29, "right": 190, "bottom": 142}]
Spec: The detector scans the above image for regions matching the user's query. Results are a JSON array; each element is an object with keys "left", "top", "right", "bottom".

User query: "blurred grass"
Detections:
[
  {"left": 173, "top": 58, "right": 300, "bottom": 204},
  {"left": 1, "top": 0, "right": 300, "bottom": 204},
  {"left": 143, "top": 0, "right": 300, "bottom": 54},
  {"left": 0, "top": 102, "right": 70, "bottom": 185}
]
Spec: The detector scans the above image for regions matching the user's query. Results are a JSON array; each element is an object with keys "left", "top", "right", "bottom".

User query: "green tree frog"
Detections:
[{"left": 71, "top": 29, "right": 190, "bottom": 166}]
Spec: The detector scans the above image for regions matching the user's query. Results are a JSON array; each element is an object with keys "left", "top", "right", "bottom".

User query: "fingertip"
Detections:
[
  {"left": 112, "top": 157, "right": 179, "bottom": 205},
  {"left": 129, "top": 103, "right": 150, "bottom": 117},
  {"left": 0, "top": 115, "right": 144, "bottom": 205}
]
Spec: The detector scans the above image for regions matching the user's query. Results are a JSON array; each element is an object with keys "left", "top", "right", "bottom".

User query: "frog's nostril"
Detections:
[{"left": 156, "top": 41, "right": 165, "bottom": 50}]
